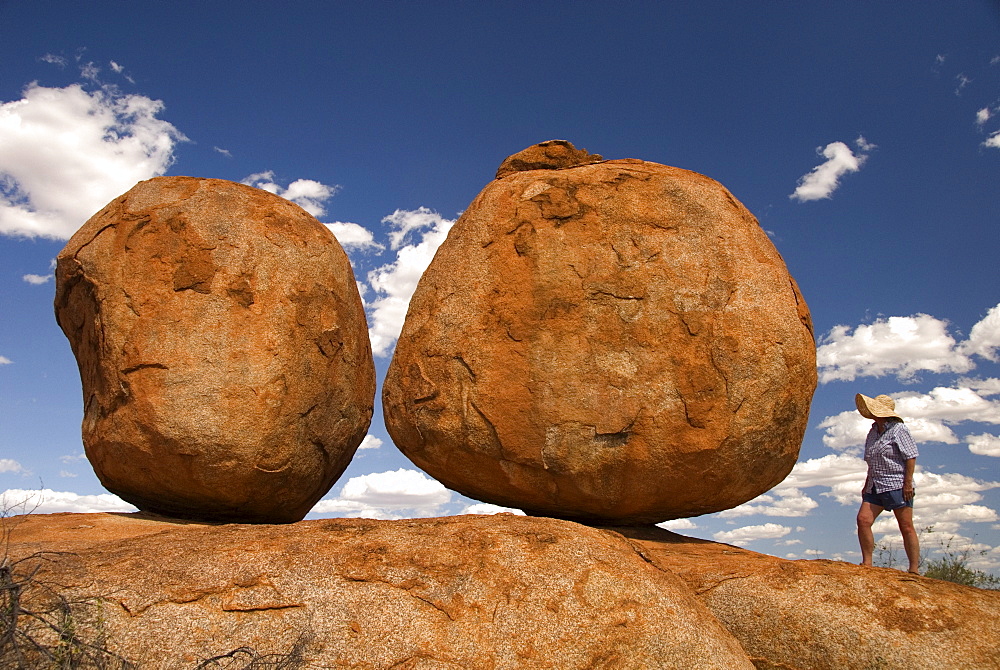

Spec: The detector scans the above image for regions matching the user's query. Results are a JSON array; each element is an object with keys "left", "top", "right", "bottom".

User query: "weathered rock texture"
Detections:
[
  {"left": 383, "top": 141, "right": 817, "bottom": 524},
  {"left": 54, "top": 177, "right": 375, "bottom": 523},
  {"left": 5, "top": 513, "right": 755, "bottom": 669},
  {"left": 610, "top": 525, "right": 1000, "bottom": 670}
]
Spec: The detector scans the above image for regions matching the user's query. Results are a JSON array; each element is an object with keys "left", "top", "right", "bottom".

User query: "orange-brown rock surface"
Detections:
[
  {"left": 383, "top": 141, "right": 817, "bottom": 524},
  {"left": 7, "top": 513, "right": 998, "bottom": 670},
  {"left": 610, "top": 525, "right": 1000, "bottom": 670},
  {"left": 54, "top": 177, "right": 375, "bottom": 523},
  {"left": 4, "top": 513, "right": 755, "bottom": 669}
]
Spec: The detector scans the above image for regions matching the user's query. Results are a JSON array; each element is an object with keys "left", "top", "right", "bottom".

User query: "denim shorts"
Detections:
[{"left": 863, "top": 488, "right": 913, "bottom": 510}]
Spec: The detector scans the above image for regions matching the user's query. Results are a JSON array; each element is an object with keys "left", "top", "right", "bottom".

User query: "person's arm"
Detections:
[{"left": 903, "top": 458, "right": 916, "bottom": 501}]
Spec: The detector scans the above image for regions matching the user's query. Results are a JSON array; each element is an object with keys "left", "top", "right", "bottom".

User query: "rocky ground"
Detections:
[{"left": 5, "top": 512, "right": 998, "bottom": 669}]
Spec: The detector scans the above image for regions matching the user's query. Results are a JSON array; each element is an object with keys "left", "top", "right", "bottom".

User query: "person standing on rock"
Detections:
[{"left": 855, "top": 393, "right": 920, "bottom": 573}]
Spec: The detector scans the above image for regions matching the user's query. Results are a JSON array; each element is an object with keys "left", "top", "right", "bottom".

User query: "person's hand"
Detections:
[{"left": 903, "top": 483, "right": 915, "bottom": 501}]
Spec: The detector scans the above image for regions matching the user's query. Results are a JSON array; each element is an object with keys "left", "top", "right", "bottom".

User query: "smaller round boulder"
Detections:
[{"left": 55, "top": 177, "right": 375, "bottom": 523}]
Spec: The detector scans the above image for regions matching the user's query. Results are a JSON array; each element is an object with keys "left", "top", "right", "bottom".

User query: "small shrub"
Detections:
[{"left": 922, "top": 537, "right": 1000, "bottom": 590}]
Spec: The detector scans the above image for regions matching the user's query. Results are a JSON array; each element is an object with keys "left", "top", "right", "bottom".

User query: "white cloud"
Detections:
[
  {"left": 816, "top": 313, "right": 974, "bottom": 383},
  {"left": 818, "top": 382, "right": 1000, "bottom": 450},
  {"left": 0, "top": 356, "right": 11, "bottom": 365},
  {"left": 366, "top": 208, "right": 456, "bottom": 357},
  {"left": 59, "top": 470, "right": 78, "bottom": 478},
  {"left": 357, "top": 434, "right": 384, "bottom": 450},
  {"left": 894, "top": 385, "right": 1000, "bottom": 425},
  {"left": 461, "top": 503, "right": 525, "bottom": 515},
  {"left": 739, "top": 455, "right": 999, "bottom": 550},
  {"left": 0, "top": 488, "right": 135, "bottom": 514},
  {"left": 977, "top": 107, "right": 993, "bottom": 125},
  {"left": 309, "top": 468, "right": 452, "bottom": 519},
  {"left": 955, "top": 73, "right": 972, "bottom": 95},
  {"left": 0, "top": 82, "right": 187, "bottom": 239},
  {"left": 855, "top": 135, "right": 877, "bottom": 152},
  {"left": 789, "top": 141, "right": 868, "bottom": 202},
  {"left": 960, "top": 303, "right": 1000, "bottom": 362},
  {"left": 40, "top": 53, "right": 67, "bottom": 67},
  {"left": 717, "top": 487, "right": 819, "bottom": 518},
  {"left": 967, "top": 433, "right": 1000, "bottom": 457},
  {"left": 22, "top": 273, "right": 52, "bottom": 285},
  {"left": 870, "top": 472, "right": 999, "bottom": 542},
  {"left": 817, "top": 411, "right": 878, "bottom": 451},
  {"left": 713, "top": 523, "right": 791, "bottom": 546},
  {"left": 240, "top": 172, "right": 340, "bottom": 218},
  {"left": 213, "top": 146, "right": 232, "bottom": 158},
  {"left": 325, "top": 221, "right": 384, "bottom": 252},
  {"left": 959, "top": 377, "right": 1000, "bottom": 396},
  {"left": 0, "top": 459, "right": 24, "bottom": 474},
  {"left": 985, "top": 130, "right": 1000, "bottom": 149},
  {"left": 657, "top": 518, "right": 698, "bottom": 531}
]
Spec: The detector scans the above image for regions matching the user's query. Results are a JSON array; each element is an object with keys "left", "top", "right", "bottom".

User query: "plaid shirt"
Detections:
[{"left": 863, "top": 420, "right": 919, "bottom": 494}]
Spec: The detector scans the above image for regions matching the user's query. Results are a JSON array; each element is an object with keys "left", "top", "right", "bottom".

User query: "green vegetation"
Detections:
[
  {"left": 874, "top": 526, "right": 1000, "bottom": 589},
  {"left": 1, "top": 505, "right": 307, "bottom": 669}
]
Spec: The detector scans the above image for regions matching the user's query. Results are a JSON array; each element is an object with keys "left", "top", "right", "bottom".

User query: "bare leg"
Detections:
[
  {"left": 857, "top": 501, "right": 883, "bottom": 566},
  {"left": 893, "top": 506, "right": 920, "bottom": 573}
]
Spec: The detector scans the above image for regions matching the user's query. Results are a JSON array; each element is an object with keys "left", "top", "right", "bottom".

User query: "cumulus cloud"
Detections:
[
  {"left": 985, "top": 131, "right": 1000, "bottom": 149},
  {"left": 325, "top": 221, "right": 384, "bottom": 252},
  {"left": 789, "top": 140, "right": 869, "bottom": 202},
  {"left": 967, "top": 433, "right": 1000, "bottom": 457},
  {"left": 816, "top": 313, "right": 974, "bottom": 383},
  {"left": 309, "top": 468, "right": 452, "bottom": 519},
  {"left": 240, "top": 172, "right": 340, "bottom": 218},
  {"left": 366, "top": 208, "right": 456, "bottom": 357},
  {"left": 869, "top": 472, "right": 999, "bottom": 544},
  {"left": 0, "top": 459, "right": 24, "bottom": 474},
  {"left": 746, "top": 452, "right": 998, "bottom": 551},
  {"left": 0, "top": 488, "right": 135, "bottom": 514},
  {"left": 894, "top": 385, "right": 1000, "bottom": 425},
  {"left": 977, "top": 107, "right": 993, "bottom": 125},
  {"left": 713, "top": 523, "right": 791, "bottom": 546},
  {"left": 0, "top": 81, "right": 187, "bottom": 239},
  {"left": 657, "top": 518, "right": 698, "bottom": 531},
  {"left": 22, "top": 273, "right": 52, "bottom": 285},
  {"left": 0, "top": 356, "right": 11, "bottom": 365},
  {"left": 960, "top": 303, "right": 1000, "bottom": 362},
  {"left": 461, "top": 503, "right": 525, "bottom": 515},
  {"left": 718, "top": 488, "right": 818, "bottom": 518},
  {"left": 817, "top": 411, "right": 879, "bottom": 451},
  {"left": 818, "top": 381, "right": 1000, "bottom": 450},
  {"left": 238, "top": 174, "right": 385, "bottom": 255},
  {"left": 357, "top": 435, "right": 384, "bottom": 450},
  {"left": 960, "top": 377, "right": 1000, "bottom": 396},
  {"left": 729, "top": 453, "right": 867, "bottom": 512}
]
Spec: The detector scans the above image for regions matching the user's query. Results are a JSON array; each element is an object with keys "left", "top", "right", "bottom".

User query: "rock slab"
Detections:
[
  {"left": 5, "top": 513, "right": 755, "bottom": 669},
  {"left": 610, "top": 525, "right": 1000, "bottom": 670},
  {"left": 54, "top": 177, "right": 375, "bottom": 523},
  {"left": 383, "top": 142, "right": 817, "bottom": 524}
]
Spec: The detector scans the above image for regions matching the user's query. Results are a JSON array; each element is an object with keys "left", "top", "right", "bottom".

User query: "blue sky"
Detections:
[{"left": 1, "top": 2, "right": 998, "bottom": 572}]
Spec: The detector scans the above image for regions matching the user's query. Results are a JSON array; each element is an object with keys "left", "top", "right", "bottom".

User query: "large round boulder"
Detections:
[
  {"left": 383, "top": 141, "right": 816, "bottom": 524},
  {"left": 55, "top": 176, "right": 375, "bottom": 523}
]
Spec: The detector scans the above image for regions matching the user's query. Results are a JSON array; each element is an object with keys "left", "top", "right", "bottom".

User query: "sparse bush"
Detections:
[
  {"left": 194, "top": 636, "right": 309, "bottom": 669},
  {"left": 921, "top": 529, "right": 1000, "bottom": 590},
  {"left": 2, "top": 500, "right": 309, "bottom": 669},
  {"left": 0, "top": 549, "right": 135, "bottom": 669}
]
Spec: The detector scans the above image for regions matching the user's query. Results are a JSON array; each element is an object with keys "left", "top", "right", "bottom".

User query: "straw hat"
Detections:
[{"left": 855, "top": 393, "right": 903, "bottom": 421}]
